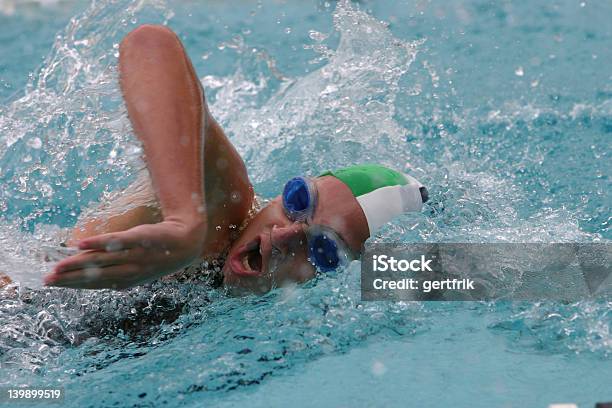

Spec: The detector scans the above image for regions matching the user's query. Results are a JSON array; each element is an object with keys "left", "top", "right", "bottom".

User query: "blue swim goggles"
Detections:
[{"left": 282, "top": 177, "right": 354, "bottom": 273}]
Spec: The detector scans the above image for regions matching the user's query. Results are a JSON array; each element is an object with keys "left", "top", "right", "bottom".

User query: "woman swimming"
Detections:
[{"left": 31, "top": 25, "right": 428, "bottom": 294}]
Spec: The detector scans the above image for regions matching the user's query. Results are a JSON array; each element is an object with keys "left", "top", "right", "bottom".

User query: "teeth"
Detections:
[{"left": 242, "top": 254, "right": 250, "bottom": 271}]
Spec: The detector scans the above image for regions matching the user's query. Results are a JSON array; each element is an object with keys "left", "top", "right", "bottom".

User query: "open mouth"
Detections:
[
  {"left": 230, "top": 236, "right": 264, "bottom": 276},
  {"left": 243, "top": 238, "right": 263, "bottom": 273}
]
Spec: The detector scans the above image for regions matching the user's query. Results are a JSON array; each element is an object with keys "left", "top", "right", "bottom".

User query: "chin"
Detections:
[{"left": 221, "top": 263, "right": 239, "bottom": 287}]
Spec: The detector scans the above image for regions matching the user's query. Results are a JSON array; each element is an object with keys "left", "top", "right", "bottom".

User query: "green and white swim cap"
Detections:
[{"left": 320, "top": 164, "right": 428, "bottom": 235}]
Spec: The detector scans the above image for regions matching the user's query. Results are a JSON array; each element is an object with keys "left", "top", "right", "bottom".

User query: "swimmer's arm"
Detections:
[
  {"left": 117, "top": 25, "right": 206, "bottom": 228},
  {"left": 45, "top": 25, "right": 210, "bottom": 289}
]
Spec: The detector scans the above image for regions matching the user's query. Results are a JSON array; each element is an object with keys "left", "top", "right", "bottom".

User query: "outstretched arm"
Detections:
[{"left": 45, "top": 25, "right": 213, "bottom": 289}]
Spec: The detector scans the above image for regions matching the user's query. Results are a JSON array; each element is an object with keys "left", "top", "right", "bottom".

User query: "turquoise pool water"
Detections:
[{"left": 0, "top": 1, "right": 610, "bottom": 407}]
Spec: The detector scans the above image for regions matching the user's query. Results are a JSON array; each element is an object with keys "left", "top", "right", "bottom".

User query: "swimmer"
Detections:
[{"left": 42, "top": 25, "right": 428, "bottom": 293}]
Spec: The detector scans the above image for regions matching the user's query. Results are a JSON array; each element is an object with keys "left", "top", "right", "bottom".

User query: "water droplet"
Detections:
[
  {"left": 105, "top": 240, "right": 123, "bottom": 252},
  {"left": 216, "top": 158, "right": 228, "bottom": 169},
  {"left": 308, "top": 30, "right": 328, "bottom": 42},
  {"left": 85, "top": 267, "right": 102, "bottom": 279},
  {"left": 39, "top": 183, "right": 54, "bottom": 198},
  {"left": 27, "top": 137, "right": 42, "bottom": 149},
  {"left": 514, "top": 66, "right": 524, "bottom": 77},
  {"left": 18, "top": 176, "right": 28, "bottom": 192},
  {"left": 215, "top": 225, "right": 222, "bottom": 231},
  {"left": 284, "top": 27, "right": 292, "bottom": 34},
  {"left": 372, "top": 360, "right": 387, "bottom": 376}
]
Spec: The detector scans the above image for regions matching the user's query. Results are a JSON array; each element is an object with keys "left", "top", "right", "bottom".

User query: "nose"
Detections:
[{"left": 270, "top": 224, "right": 307, "bottom": 252}]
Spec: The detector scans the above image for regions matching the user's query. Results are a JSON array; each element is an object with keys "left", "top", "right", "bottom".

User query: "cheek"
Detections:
[{"left": 273, "top": 251, "right": 316, "bottom": 285}]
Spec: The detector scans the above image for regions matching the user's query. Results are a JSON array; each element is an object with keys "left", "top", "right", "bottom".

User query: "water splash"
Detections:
[
  {"left": 207, "top": 0, "right": 426, "bottom": 194},
  {"left": 0, "top": 0, "right": 609, "bottom": 404},
  {"left": 0, "top": 1, "right": 432, "bottom": 395},
  {"left": 491, "top": 301, "right": 611, "bottom": 357},
  {"left": 0, "top": 0, "right": 173, "bottom": 286},
  {"left": 0, "top": 0, "right": 173, "bottom": 226}
]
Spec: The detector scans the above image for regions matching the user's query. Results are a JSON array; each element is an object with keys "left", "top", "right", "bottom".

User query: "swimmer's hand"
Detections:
[{"left": 44, "top": 219, "right": 206, "bottom": 289}]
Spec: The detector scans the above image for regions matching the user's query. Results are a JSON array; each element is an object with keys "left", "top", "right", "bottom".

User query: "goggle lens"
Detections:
[
  {"left": 308, "top": 233, "right": 340, "bottom": 272},
  {"left": 282, "top": 177, "right": 314, "bottom": 221}
]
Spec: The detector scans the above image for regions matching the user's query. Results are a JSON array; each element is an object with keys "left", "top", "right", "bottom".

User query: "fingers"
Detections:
[
  {"left": 54, "top": 248, "right": 143, "bottom": 274},
  {"left": 77, "top": 228, "right": 148, "bottom": 251},
  {"left": 44, "top": 264, "right": 141, "bottom": 290}
]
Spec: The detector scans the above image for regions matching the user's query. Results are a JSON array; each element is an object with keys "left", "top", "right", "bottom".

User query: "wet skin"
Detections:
[
  {"left": 42, "top": 25, "right": 369, "bottom": 292},
  {"left": 222, "top": 176, "right": 370, "bottom": 294}
]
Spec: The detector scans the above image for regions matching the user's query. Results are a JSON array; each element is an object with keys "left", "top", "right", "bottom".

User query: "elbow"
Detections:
[{"left": 120, "top": 24, "right": 179, "bottom": 53}]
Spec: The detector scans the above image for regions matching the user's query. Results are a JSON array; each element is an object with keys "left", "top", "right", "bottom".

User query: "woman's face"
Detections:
[{"left": 222, "top": 176, "right": 369, "bottom": 294}]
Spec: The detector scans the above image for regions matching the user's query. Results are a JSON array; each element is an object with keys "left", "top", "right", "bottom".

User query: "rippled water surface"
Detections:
[{"left": 0, "top": 0, "right": 610, "bottom": 407}]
